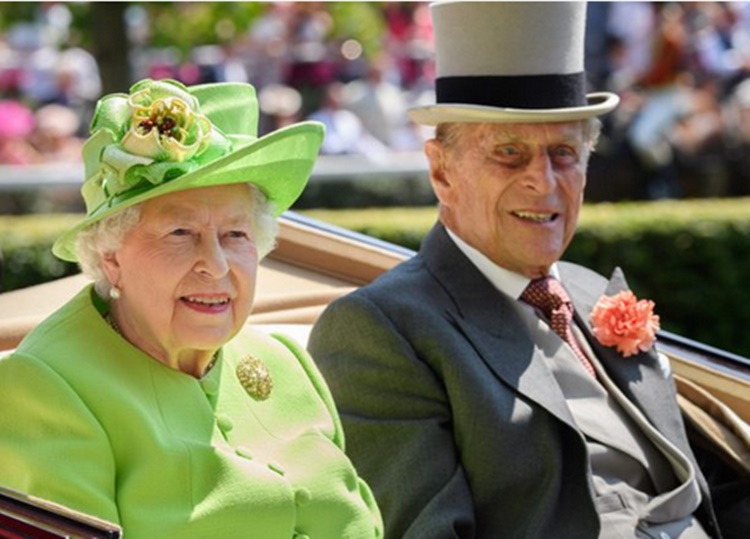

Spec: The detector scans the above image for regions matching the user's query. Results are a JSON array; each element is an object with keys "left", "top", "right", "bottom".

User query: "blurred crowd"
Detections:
[
  {"left": 0, "top": 2, "right": 94, "bottom": 167},
  {"left": 587, "top": 1, "right": 750, "bottom": 199},
  {"left": 5, "top": 2, "right": 750, "bottom": 201}
]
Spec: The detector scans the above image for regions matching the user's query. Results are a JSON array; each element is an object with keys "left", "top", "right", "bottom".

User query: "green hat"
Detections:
[{"left": 53, "top": 78, "right": 324, "bottom": 262}]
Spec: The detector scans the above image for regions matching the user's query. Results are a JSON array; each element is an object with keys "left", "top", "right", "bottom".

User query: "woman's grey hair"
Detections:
[{"left": 74, "top": 184, "right": 278, "bottom": 298}]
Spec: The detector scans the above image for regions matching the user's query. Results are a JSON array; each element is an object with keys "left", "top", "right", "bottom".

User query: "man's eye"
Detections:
[
  {"left": 492, "top": 144, "right": 526, "bottom": 165},
  {"left": 227, "top": 230, "right": 249, "bottom": 239},
  {"left": 170, "top": 228, "right": 191, "bottom": 236},
  {"left": 495, "top": 144, "right": 521, "bottom": 157},
  {"left": 550, "top": 146, "right": 580, "bottom": 164}
]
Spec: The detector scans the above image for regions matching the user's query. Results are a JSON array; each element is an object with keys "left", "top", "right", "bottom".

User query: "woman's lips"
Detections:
[{"left": 180, "top": 295, "right": 231, "bottom": 314}]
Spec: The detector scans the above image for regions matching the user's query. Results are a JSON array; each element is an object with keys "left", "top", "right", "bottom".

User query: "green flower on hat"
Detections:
[
  {"left": 123, "top": 83, "right": 212, "bottom": 161},
  {"left": 84, "top": 79, "right": 232, "bottom": 203}
]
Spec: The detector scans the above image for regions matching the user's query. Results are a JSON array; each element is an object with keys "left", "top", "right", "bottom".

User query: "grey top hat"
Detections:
[{"left": 409, "top": 1, "right": 619, "bottom": 125}]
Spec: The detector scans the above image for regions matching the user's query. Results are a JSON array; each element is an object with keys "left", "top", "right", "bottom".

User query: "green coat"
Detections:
[{"left": 0, "top": 286, "right": 382, "bottom": 539}]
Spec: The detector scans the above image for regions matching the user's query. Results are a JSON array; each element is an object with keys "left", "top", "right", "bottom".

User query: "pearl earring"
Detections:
[{"left": 109, "top": 286, "right": 121, "bottom": 300}]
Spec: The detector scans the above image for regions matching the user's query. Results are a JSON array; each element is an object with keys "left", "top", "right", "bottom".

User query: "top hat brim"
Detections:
[
  {"left": 408, "top": 92, "right": 620, "bottom": 126},
  {"left": 52, "top": 121, "right": 324, "bottom": 262}
]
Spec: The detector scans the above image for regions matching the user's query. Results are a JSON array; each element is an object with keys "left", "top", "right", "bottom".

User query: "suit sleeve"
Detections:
[
  {"left": 309, "top": 294, "right": 476, "bottom": 539},
  {"left": 0, "top": 352, "right": 120, "bottom": 524}
]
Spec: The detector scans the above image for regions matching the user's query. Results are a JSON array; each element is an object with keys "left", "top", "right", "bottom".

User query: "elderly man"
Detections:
[{"left": 309, "top": 3, "right": 726, "bottom": 539}]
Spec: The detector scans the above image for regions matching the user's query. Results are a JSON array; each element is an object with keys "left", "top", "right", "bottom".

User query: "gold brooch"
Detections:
[{"left": 236, "top": 355, "right": 273, "bottom": 401}]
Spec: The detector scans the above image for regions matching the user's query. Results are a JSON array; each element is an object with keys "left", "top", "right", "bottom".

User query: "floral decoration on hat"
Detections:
[
  {"left": 590, "top": 291, "right": 660, "bottom": 357},
  {"left": 123, "top": 84, "right": 212, "bottom": 161},
  {"left": 85, "top": 79, "right": 232, "bottom": 204}
]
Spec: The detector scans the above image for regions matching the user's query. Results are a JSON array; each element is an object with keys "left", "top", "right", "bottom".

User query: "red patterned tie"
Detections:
[{"left": 521, "top": 277, "right": 597, "bottom": 378}]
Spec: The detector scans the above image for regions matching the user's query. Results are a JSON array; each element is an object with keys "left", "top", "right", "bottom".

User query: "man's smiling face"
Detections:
[{"left": 426, "top": 121, "right": 591, "bottom": 278}]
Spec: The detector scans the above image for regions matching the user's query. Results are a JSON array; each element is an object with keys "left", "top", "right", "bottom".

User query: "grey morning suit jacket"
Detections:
[{"left": 309, "top": 222, "right": 722, "bottom": 539}]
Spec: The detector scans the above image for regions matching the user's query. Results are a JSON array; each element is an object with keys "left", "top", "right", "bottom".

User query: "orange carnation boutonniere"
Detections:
[{"left": 590, "top": 291, "right": 660, "bottom": 357}]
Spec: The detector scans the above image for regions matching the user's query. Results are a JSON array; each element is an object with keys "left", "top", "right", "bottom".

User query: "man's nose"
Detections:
[{"left": 522, "top": 153, "right": 556, "bottom": 194}]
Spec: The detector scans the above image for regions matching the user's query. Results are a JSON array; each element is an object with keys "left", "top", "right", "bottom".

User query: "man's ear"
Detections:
[
  {"left": 100, "top": 251, "right": 122, "bottom": 288},
  {"left": 425, "top": 139, "right": 454, "bottom": 206}
]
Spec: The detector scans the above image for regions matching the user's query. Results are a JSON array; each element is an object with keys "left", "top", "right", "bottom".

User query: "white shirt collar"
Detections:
[{"left": 445, "top": 227, "right": 560, "bottom": 300}]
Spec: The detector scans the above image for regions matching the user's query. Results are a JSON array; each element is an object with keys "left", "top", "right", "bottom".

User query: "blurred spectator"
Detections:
[
  {"left": 344, "top": 54, "right": 409, "bottom": 147},
  {"left": 243, "top": 2, "right": 294, "bottom": 89},
  {"left": 607, "top": 2, "right": 656, "bottom": 82},
  {"left": 27, "top": 103, "right": 85, "bottom": 212},
  {"left": 307, "top": 82, "right": 388, "bottom": 155},
  {"left": 585, "top": 2, "right": 613, "bottom": 90},
  {"left": 0, "top": 99, "right": 40, "bottom": 214},
  {"left": 286, "top": 2, "right": 336, "bottom": 100},
  {"left": 0, "top": 100, "right": 39, "bottom": 165},
  {"left": 30, "top": 104, "right": 83, "bottom": 163},
  {"left": 626, "top": 3, "right": 694, "bottom": 199},
  {"left": 722, "top": 78, "right": 750, "bottom": 196},
  {"left": 289, "top": 2, "right": 333, "bottom": 67},
  {"left": 54, "top": 47, "right": 102, "bottom": 105},
  {"left": 669, "top": 78, "right": 727, "bottom": 197},
  {"left": 258, "top": 84, "right": 302, "bottom": 134},
  {"left": 145, "top": 47, "right": 181, "bottom": 81},
  {"left": 0, "top": 34, "right": 24, "bottom": 97},
  {"left": 190, "top": 44, "right": 249, "bottom": 85},
  {"left": 258, "top": 83, "right": 303, "bottom": 134},
  {"left": 383, "top": 2, "right": 433, "bottom": 89},
  {"left": 2, "top": 16, "right": 100, "bottom": 133},
  {"left": 388, "top": 116, "right": 428, "bottom": 153},
  {"left": 690, "top": 2, "right": 750, "bottom": 97},
  {"left": 49, "top": 46, "right": 102, "bottom": 130},
  {"left": 6, "top": 22, "right": 59, "bottom": 105},
  {"left": 726, "top": 77, "right": 750, "bottom": 145}
]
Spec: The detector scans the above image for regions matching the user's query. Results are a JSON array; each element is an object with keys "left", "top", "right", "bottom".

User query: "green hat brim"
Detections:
[{"left": 53, "top": 120, "right": 324, "bottom": 262}]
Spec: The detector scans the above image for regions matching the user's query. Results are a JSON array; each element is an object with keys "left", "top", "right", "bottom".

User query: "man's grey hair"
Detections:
[
  {"left": 434, "top": 118, "right": 603, "bottom": 154},
  {"left": 74, "top": 184, "right": 278, "bottom": 298}
]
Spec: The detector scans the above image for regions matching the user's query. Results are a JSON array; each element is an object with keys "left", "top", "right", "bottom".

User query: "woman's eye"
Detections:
[
  {"left": 227, "top": 230, "right": 249, "bottom": 239},
  {"left": 170, "top": 228, "right": 191, "bottom": 236}
]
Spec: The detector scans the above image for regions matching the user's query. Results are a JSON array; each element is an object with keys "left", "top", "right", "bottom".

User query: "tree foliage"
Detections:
[
  {"left": 0, "top": 2, "right": 392, "bottom": 95},
  {"left": 0, "top": 2, "right": 389, "bottom": 57}
]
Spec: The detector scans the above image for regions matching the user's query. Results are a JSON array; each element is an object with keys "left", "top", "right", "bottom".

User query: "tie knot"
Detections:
[
  {"left": 520, "top": 276, "right": 572, "bottom": 320},
  {"left": 520, "top": 276, "right": 598, "bottom": 378}
]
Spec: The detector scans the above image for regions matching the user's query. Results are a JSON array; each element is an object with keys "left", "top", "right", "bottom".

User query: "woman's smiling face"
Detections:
[{"left": 102, "top": 183, "right": 259, "bottom": 375}]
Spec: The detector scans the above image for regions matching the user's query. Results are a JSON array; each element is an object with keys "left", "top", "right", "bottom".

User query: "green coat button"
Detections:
[
  {"left": 294, "top": 488, "right": 311, "bottom": 506},
  {"left": 216, "top": 415, "right": 233, "bottom": 432}
]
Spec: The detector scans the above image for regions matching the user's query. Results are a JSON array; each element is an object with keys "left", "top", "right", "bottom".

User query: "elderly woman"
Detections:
[{"left": 0, "top": 79, "right": 382, "bottom": 538}]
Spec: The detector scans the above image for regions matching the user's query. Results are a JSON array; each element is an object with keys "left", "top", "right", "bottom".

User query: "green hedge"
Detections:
[
  {"left": 3, "top": 200, "right": 750, "bottom": 357},
  {"left": 0, "top": 215, "right": 82, "bottom": 292}
]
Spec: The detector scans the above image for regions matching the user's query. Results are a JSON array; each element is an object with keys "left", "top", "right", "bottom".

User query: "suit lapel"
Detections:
[
  {"left": 558, "top": 262, "right": 693, "bottom": 452},
  {"left": 420, "top": 224, "right": 578, "bottom": 429}
]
